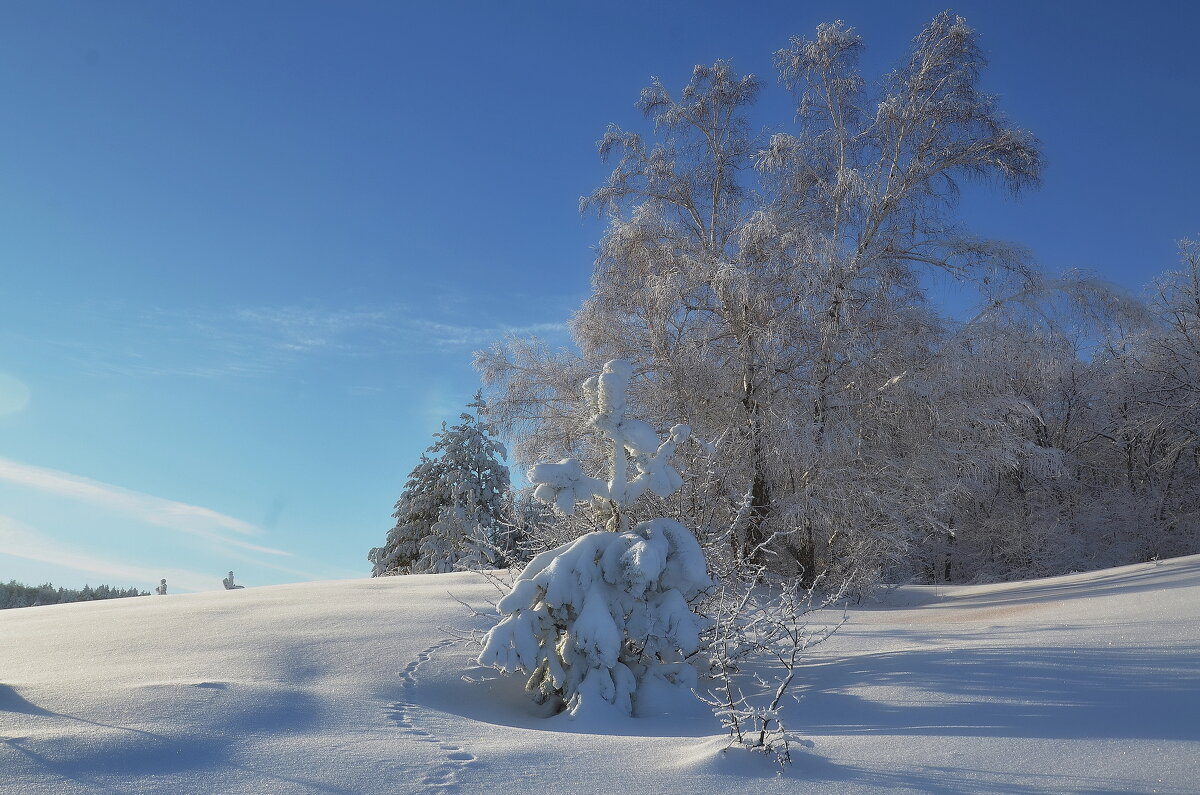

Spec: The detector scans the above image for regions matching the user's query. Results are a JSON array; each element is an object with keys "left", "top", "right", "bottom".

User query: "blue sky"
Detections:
[{"left": 1, "top": 1, "right": 1197, "bottom": 592}]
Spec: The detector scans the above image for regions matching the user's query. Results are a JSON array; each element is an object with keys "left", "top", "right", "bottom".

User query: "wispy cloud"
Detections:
[
  {"left": 0, "top": 456, "right": 288, "bottom": 557},
  {"left": 228, "top": 306, "right": 393, "bottom": 354},
  {"left": 403, "top": 317, "right": 566, "bottom": 348},
  {"left": 8, "top": 299, "right": 572, "bottom": 383},
  {"left": 0, "top": 515, "right": 217, "bottom": 593},
  {"left": 405, "top": 318, "right": 568, "bottom": 349},
  {"left": 219, "top": 304, "right": 568, "bottom": 353},
  {"left": 174, "top": 304, "right": 571, "bottom": 373}
]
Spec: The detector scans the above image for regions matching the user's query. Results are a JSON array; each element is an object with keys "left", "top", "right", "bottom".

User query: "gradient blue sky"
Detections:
[{"left": 1, "top": 1, "right": 1196, "bottom": 592}]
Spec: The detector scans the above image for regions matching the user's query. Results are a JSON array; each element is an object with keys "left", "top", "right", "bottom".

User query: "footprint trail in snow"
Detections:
[{"left": 387, "top": 638, "right": 477, "bottom": 792}]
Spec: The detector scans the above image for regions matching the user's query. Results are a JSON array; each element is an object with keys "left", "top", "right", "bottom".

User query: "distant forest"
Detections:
[{"left": 0, "top": 580, "right": 149, "bottom": 609}]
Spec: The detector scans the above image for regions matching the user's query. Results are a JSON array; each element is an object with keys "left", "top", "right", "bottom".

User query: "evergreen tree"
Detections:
[
  {"left": 479, "top": 360, "right": 709, "bottom": 718},
  {"left": 0, "top": 579, "right": 150, "bottom": 609},
  {"left": 369, "top": 392, "right": 511, "bottom": 575}
]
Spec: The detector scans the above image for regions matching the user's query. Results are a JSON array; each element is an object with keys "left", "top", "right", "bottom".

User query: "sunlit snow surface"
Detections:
[{"left": 2, "top": 556, "right": 1198, "bottom": 793}]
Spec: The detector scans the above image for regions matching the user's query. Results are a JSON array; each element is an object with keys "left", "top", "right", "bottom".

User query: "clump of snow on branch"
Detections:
[
  {"left": 528, "top": 359, "right": 690, "bottom": 528},
  {"left": 478, "top": 359, "right": 710, "bottom": 718}
]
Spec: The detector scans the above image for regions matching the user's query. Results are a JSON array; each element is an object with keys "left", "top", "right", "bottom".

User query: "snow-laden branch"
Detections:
[{"left": 527, "top": 359, "right": 690, "bottom": 524}]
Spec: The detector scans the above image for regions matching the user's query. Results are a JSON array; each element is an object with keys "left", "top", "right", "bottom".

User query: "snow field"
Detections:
[{"left": 2, "top": 556, "right": 1199, "bottom": 793}]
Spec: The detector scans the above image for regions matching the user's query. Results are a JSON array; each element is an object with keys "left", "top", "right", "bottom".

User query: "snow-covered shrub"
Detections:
[
  {"left": 154, "top": 578, "right": 167, "bottom": 595},
  {"left": 222, "top": 571, "right": 245, "bottom": 590},
  {"left": 698, "top": 569, "right": 845, "bottom": 765},
  {"left": 477, "top": 359, "right": 710, "bottom": 717}
]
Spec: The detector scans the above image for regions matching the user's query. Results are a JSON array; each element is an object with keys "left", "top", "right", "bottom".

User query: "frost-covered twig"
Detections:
[{"left": 698, "top": 568, "right": 847, "bottom": 766}]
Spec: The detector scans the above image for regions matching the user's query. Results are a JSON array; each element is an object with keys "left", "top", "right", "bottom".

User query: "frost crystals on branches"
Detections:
[{"left": 698, "top": 569, "right": 846, "bottom": 766}]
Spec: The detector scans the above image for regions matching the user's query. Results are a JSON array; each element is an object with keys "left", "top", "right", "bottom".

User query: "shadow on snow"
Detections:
[{"left": 798, "top": 643, "right": 1200, "bottom": 741}]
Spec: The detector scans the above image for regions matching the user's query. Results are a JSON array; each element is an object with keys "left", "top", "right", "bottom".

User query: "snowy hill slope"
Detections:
[{"left": 2, "top": 556, "right": 1198, "bottom": 794}]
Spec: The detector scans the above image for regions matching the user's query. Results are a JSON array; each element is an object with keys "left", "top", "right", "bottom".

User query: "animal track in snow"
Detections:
[{"left": 386, "top": 637, "right": 477, "bottom": 792}]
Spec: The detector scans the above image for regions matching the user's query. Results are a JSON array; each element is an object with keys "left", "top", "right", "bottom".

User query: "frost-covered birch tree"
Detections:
[{"left": 479, "top": 12, "right": 1045, "bottom": 585}]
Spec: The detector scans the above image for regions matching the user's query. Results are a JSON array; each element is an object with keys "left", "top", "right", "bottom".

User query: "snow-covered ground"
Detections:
[{"left": 2, "top": 555, "right": 1198, "bottom": 794}]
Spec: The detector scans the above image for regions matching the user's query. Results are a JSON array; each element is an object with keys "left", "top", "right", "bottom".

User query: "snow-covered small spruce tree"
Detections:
[
  {"left": 369, "top": 392, "right": 511, "bottom": 575},
  {"left": 416, "top": 484, "right": 502, "bottom": 573},
  {"left": 477, "top": 359, "right": 710, "bottom": 718}
]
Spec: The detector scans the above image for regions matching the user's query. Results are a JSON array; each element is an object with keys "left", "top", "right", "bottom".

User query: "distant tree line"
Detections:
[{"left": 0, "top": 580, "right": 149, "bottom": 609}]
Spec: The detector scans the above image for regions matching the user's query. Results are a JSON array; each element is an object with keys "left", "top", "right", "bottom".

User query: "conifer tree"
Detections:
[
  {"left": 478, "top": 360, "right": 709, "bottom": 718},
  {"left": 369, "top": 393, "right": 511, "bottom": 575}
]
